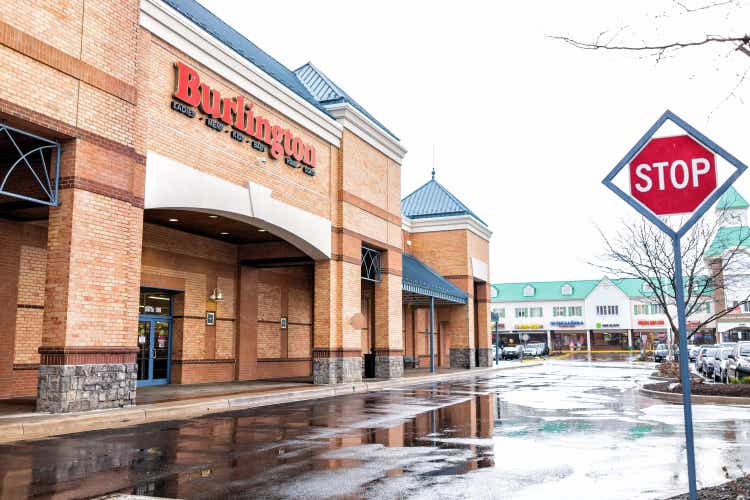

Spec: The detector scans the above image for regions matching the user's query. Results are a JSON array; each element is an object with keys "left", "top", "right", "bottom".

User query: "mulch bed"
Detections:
[
  {"left": 644, "top": 381, "right": 750, "bottom": 397},
  {"left": 668, "top": 475, "right": 750, "bottom": 499}
]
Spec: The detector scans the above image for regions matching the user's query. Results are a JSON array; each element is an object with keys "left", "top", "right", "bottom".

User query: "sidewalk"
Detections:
[{"left": 0, "top": 361, "right": 539, "bottom": 444}]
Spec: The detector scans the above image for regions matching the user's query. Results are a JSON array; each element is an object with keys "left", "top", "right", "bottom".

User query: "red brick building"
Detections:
[{"left": 0, "top": 0, "right": 492, "bottom": 412}]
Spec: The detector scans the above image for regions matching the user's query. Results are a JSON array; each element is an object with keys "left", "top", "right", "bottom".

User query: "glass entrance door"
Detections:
[{"left": 136, "top": 318, "right": 172, "bottom": 386}]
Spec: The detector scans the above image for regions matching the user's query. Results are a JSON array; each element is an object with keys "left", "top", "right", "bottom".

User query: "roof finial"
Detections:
[
  {"left": 432, "top": 144, "right": 436, "bottom": 180},
  {"left": 431, "top": 167, "right": 435, "bottom": 180}
]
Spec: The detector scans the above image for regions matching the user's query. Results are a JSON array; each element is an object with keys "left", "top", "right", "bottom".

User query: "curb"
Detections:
[
  {"left": 0, "top": 362, "right": 540, "bottom": 444},
  {"left": 639, "top": 386, "right": 750, "bottom": 405}
]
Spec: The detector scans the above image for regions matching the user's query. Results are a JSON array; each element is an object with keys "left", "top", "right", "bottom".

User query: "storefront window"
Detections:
[{"left": 139, "top": 290, "right": 172, "bottom": 316}]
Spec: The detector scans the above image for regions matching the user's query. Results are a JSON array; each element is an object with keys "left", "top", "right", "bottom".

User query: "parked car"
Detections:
[
  {"left": 688, "top": 345, "right": 700, "bottom": 362},
  {"left": 654, "top": 344, "right": 669, "bottom": 363},
  {"left": 713, "top": 347, "right": 733, "bottom": 383},
  {"left": 502, "top": 345, "right": 523, "bottom": 360},
  {"left": 696, "top": 345, "right": 714, "bottom": 373},
  {"left": 523, "top": 343, "right": 546, "bottom": 357},
  {"left": 727, "top": 341, "right": 750, "bottom": 380},
  {"left": 702, "top": 347, "right": 719, "bottom": 378}
]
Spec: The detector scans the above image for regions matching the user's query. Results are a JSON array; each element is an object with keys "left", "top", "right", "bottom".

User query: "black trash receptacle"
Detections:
[{"left": 364, "top": 353, "right": 376, "bottom": 378}]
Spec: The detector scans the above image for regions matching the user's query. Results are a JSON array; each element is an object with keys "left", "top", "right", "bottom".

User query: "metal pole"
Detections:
[
  {"left": 429, "top": 296, "right": 435, "bottom": 373},
  {"left": 494, "top": 321, "right": 499, "bottom": 364},
  {"left": 673, "top": 236, "right": 698, "bottom": 500}
]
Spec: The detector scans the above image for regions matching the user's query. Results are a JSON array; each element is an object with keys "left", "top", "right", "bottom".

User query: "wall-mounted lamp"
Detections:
[{"left": 209, "top": 288, "right": 223, "bottom": 301}]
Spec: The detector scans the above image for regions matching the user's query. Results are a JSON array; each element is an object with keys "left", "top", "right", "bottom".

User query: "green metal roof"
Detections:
[
  {"left": 492, "top": 276, "right": 712, "bottom": 302},
  {"left": 716, "top": 186, "right": 749, "bottom": 210},
  {"left": 491, "top": 280, "right": 600, "bottom": 302},
  {"left": 707, "top": 225, "right": 750, "bottom": 257}
]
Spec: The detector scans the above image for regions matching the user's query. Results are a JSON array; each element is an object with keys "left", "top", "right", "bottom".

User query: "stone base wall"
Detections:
[
  {"left": 375, "top": 355, "right": 403, "bottom": 379},
  {"left": 450, "top": 348, "right": 476, "bottom": 369},
  {"left": 313, "top": 357, "right": 363, "bottom": 385},
  {"left": 37, "top": 363, "right": 137, "bottom": 413},
  {"left": 403, "top": 356, "right": 420, "bottom": 369},
  {"left": 477, "top": 348, "right": 493, "bottom": 367}
]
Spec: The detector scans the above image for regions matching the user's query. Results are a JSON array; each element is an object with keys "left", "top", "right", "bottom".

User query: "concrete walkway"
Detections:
[{"left": 0, "top": 361, "right": 538, "bottom": 444}]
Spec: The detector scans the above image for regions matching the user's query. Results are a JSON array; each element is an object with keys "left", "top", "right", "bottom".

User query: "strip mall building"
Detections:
[{"left": 0, "top": 0, "right": 492, "bottom": 412}]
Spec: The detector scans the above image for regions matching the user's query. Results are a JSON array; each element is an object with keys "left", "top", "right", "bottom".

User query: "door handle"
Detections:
[{"left": 151, "top": 348, "right": 156, "bottom": 359}]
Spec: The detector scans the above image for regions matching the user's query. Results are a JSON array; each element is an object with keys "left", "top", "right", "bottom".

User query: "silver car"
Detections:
[{"left": 713, "top": 348, "right": 733, "bottom": 383}]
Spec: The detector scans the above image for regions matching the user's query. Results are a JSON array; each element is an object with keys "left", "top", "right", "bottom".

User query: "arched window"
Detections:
[
  {"left": 561, "top": 284, "right": 573, "bottom": 296},
  {"left": 490, "top": 286, "right": 499, "bottom": 299},
  {"left": 523, "top": 285, "right": 535, "bottom": 297}
]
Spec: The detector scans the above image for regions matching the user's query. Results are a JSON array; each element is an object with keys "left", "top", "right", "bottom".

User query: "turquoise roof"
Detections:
[
  {"left": 401, "top": 176, "right": 487, "bottom": 225},
  {"left": 707, "top": 226, "right": 750, "bottom": 257},
  {"left": 492, "top": 280, "right": 600, "bottom": 302},
  {"left": 492, "top": 277, "right": 711, "bottom": 302},
  {"left": 717, "top": 186, "right": 749, "bottom": 210}
]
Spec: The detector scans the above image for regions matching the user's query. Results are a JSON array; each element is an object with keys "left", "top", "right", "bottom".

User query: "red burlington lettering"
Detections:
[
  {"left": 269, "top": 125, "right": 284, "bottom": 159},
  {"left": 173, "top": 62, "right": 201, "bottom": 106},
  {"left": 221, "top": 96, "right": 237, "bottom": 126},
  {"left": 199, "top": 83, "right": 222, "bottom": 118},
  {"left": 291, "top": 137, "right": 303, "bottom": 161},
  {"left": 283, "top": 129, "right": 294, "bottom": 158},
  {"left": 172, "top": 61, "right": 317, "bottom": 168}
]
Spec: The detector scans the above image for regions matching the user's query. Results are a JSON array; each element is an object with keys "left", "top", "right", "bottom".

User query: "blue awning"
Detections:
[{"left": 402, "top": 253, "right": 468, "bottom": 305}]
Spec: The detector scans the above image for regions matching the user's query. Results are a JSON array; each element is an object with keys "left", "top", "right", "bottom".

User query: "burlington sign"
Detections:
[{"left": 171, "top": 62, "right": 317, "bottom": 176}]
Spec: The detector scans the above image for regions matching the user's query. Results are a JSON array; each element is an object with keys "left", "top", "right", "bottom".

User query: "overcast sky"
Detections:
[{"left": 198, "top": 0, "right": 750, "bottom": 283}]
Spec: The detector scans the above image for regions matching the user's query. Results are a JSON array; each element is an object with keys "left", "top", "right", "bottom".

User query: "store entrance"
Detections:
[{"left": 137, "top": 290, "right": 173, "bottom": 386}]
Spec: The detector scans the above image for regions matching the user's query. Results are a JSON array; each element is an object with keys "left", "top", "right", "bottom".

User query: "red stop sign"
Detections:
[{"left": 629, "top": 135, "right": 717, "bottom": 215}]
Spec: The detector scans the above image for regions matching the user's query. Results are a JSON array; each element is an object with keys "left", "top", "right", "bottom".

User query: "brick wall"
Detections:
[
  {"left": 0, "top": 220, "right": 47, "bottom": 396},
  {"left": 141, "top": 223, "right": 236, "bottom": 384}
]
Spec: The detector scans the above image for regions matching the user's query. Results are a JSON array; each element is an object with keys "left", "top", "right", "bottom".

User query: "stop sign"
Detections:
[{"left": 629, "top": 135, "right": 717, "bottom": 215}]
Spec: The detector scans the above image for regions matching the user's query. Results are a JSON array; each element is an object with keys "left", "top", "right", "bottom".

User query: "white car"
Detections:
[{"left": 713, "top": 347, "right": 733, "bottom": 383}]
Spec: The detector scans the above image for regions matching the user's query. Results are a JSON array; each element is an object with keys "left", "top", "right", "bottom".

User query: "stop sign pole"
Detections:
[{"left": 604, "top": 110, "right": 747, "bottom": 500}]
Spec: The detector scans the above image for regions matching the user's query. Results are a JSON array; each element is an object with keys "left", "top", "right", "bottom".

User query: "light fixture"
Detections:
[
  {"left": 219, "top": 231, "right": 229, "bottom": 235},
  {"left": 208, "top": 215, "right": 218, "bottom": 219},
  {"left": 209, "top": 288, "right": 223, "bottom": 301},
  {"left": 258, "top": 229, "right": 267, "bottom": 232},
  {"left": 168, "top": 218, "right": 179, "bottom": 222}
]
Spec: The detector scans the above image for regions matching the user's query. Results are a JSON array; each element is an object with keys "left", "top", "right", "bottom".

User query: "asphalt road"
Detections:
[{"left": 2, "top": 358, "right": 750, "bottom": 499}]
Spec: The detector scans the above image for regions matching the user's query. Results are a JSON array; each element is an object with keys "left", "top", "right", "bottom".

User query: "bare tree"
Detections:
[
  {"left": 594, "top": 211, "right": 750, "bottom": 359},
  {"left": 549, "top": 0, "right": 749, "bottom": 61}
]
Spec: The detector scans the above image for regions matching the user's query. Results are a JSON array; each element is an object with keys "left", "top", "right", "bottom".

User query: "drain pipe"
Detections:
[{"left": 429, "top": 296, "right": 435, "bottom": 373}]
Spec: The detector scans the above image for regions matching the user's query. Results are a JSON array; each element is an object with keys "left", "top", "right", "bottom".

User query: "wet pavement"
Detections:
[{"left": 2, "top": 359, "right": 750, "bottom": 499}]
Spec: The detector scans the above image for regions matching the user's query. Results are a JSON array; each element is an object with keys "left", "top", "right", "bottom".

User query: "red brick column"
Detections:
[
  {"left": 37, "top": 140, "right": 144, "bottom": 413},
  {"left": 373, "top": 250, "right": 403, "bottom": 378}
]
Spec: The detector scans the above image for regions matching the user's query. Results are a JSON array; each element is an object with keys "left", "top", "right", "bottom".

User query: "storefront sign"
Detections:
[
  {"left": 515, "top": 324, "right": 544, "bottom": 330},
  {"left": 596, "top": 322, "right": 620, "bottom": 329},
  {"left": 550, "top": 320, "right": 583, "bottom": 328},
  {"left": 172, "top": 62, "right": 317, "bottom": 176},
  {"left": 637, "top": 320, "right": 665, "bottom": 326}
]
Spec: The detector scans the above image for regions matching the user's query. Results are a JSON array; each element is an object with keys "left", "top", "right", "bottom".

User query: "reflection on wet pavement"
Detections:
[{"left": 1, "top": 360, "right": 750, "bottom": 499}]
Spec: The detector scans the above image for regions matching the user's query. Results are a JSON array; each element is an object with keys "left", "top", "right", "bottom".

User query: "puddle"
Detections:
[{"left": 1, "top": 362, "right": 750, "bottom": 499}]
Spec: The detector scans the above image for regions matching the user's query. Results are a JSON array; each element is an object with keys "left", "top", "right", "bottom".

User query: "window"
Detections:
[
  {"left": 649, "top": 304, "right": 664, "bottom": 315},
  {"left": 596, "top": 305, "right": 619, "bottom": 316},
  {"left": 523, "top": 285, "right": 535, "bottom": 297},
  {"left": 701, "top": 302, "right": 711, "bottom": 314},
  {"left": 490, "top": 287, "right": 499, "bottom": 299},
  {"left": 561, "top": 284, "right": 573, "bottom": 296},
  {"left": 361, "top": 246, "right": 382, "bottom": 282},
  {"left": 515, "top": 307, "right": 529, "bottom": 318},
  {"left": 497, "top": 308, "right": 506, "bottom": 318},
  {"left": 530, "top": 307, "right": 543, "bottom": 317},
  {"left": 743, "top": 302, "right": 750, "bottom": 314},
  {"left": 568, "top": 306, "right": 582, "bottom": 316},
  {"left": 553, "top": 306, "right": 567, "bottom": 317},
  {"left": 633, "top": 304, "right": 648, "bottom": 315},
  {"left": 641, "top": 282, "right": 651, "bottom": 294}
]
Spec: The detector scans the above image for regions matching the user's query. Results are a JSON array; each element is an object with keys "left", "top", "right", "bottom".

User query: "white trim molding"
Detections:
[
  {"left": 140, "top": 0, "right": 343, "bottom": 147},
  {"left": 472, "top": 257, "right": 489, "bottom": 282},
  {"left": 325, "top": 102, "right": 407, "bottom": 165},
  {"left": 144, "top": 151, "right": 332, "bottom": 260},
  {"left": 402, "top": 214, "right": 493, "bottom": 241}
]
